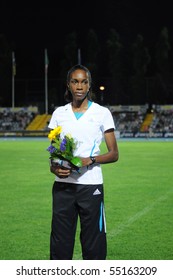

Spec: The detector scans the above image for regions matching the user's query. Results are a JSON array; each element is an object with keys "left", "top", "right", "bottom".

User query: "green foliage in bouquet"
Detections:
[{"left": 47, "top": 126, "right": 82, "bottom": 170}]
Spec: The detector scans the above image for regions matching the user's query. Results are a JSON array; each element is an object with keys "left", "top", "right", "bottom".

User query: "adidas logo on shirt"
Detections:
[{"left": 93, "top": 189, "right": 101, "bottom": 195}]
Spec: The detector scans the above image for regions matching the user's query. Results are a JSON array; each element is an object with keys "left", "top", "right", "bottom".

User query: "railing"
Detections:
[
  {"left": 0, "top": 130, "right": 173, "bottom": 138},
  {"left": 0, "top": 130, "right": 49, "bottom": 137}
]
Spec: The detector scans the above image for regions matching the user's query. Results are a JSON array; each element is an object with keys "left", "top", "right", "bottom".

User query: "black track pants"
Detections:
[{"left": 50, "top": 182, "right": 107, "bottom": 260}]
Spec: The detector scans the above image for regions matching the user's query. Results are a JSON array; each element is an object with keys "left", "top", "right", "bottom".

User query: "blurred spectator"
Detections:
[{"left": 0, "top": 109, "right": 36, "bottom": 131}]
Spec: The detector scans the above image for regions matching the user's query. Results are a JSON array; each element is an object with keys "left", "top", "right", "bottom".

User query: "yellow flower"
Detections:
[
  {"left": 66, "top": 133, "right": 72, "bottom": 139},
  {"left": 47, "top": 125, "right": 82, "bottom": 171},
  {"left": 48, "top": 126, "right": 62, "bottom": 141}
]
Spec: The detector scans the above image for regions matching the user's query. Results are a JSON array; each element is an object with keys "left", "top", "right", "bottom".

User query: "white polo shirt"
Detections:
[{"left": 48, "top": 102, "right": 115, "bottom": 185}]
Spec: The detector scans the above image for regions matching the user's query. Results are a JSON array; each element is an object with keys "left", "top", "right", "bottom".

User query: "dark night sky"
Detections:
[{"left": 1, "top": 0, "right": 173, "bottom": 78}]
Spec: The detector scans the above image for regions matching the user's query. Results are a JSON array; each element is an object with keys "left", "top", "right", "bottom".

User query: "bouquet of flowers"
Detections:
[{"left": 46, "top": 126, "right": 82, "bottom": 171}]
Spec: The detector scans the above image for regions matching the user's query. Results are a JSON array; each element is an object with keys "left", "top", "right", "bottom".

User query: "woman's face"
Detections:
[{"left": 68, "top": 69, "right": 90, "bottom": 102}]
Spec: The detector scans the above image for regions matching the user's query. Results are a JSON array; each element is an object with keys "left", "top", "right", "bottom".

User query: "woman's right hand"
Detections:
[{"left": 50, "top": 165, "right": 71, "bottom": 178}]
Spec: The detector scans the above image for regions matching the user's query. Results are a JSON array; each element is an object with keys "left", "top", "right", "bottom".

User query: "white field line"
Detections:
[
  {"left": 108, "top": 189, "right": 173, "bottom": 238},
  {"left": 72, "top": 189, "right": 173, "bottom": 259}
]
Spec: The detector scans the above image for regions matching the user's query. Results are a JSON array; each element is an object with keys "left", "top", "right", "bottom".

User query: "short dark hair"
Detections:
[{"left": 64, "top": 64, "right": 93, "bottom": 102}]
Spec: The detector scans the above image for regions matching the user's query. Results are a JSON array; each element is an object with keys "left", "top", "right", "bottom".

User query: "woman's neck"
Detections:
[{"left": 72, "top": 99, "right": 89, "bottom": 112}]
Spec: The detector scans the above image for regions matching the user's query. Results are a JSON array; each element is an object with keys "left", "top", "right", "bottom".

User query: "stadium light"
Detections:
[{"left": 99, "top": 85, "right": 105, "bottom": 104}]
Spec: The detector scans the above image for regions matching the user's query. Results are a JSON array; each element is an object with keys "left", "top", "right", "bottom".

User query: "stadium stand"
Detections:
[
  {"left": 0, "top": 104, "right": 173, "bottom": 138},
  {"left": 140, "top": 113, "right": 154, "bottom": 132},
  {"left": 26, "top": 114, "right": 51, "bottom": 131},
  {"left": 0, "top": 108, "right": 36, "bottom": 131}
]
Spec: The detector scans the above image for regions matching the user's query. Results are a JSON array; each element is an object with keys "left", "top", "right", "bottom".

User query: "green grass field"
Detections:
[{"left": 0, "top": 137, "right": 173, "bottom": 260}]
